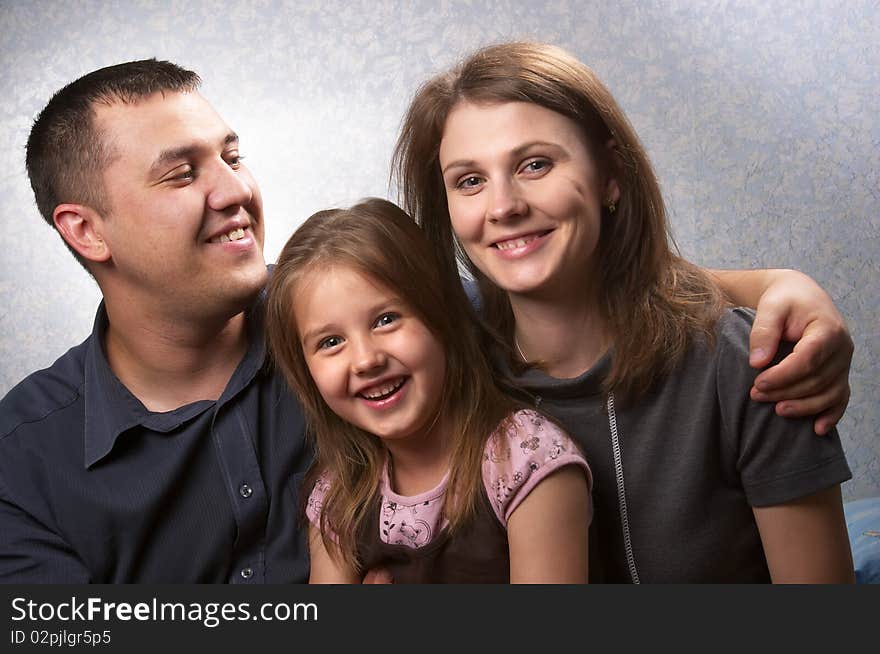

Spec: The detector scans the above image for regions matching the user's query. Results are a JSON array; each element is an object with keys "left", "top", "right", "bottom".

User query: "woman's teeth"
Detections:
[{"left": 495, "top": 234, "right": 537, "bottom": 250}]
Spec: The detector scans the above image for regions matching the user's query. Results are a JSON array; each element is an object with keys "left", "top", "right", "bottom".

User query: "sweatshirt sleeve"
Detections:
[{"left": 716, "top": 308, "right": 851, "bottom": 507}]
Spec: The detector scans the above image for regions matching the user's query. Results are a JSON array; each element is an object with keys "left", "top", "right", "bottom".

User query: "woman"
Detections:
[{"left": 392, "top": 42, "right": 854, "bottom": 582}]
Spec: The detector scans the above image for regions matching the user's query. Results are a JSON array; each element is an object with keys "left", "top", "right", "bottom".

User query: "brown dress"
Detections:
[{"left": 355, "top": 489, "right": 510, "bottom": 583}]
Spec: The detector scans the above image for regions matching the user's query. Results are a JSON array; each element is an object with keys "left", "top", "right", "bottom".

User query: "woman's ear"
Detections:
[
  {"left": 604, "top": 139, "right": 621, "bottom": 205},
  {"left": 53, "top": 204, "right": 111, "bottom": 263}
]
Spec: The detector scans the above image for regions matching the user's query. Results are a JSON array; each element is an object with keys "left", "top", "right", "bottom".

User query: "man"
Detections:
[{"left": 0, "top": 60, "right": 310, "bottom": 582}]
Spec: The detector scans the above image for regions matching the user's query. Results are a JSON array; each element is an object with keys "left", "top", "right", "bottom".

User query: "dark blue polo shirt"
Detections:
[{"left": 0, "top": 297, "right": 311, "bottom": 583}]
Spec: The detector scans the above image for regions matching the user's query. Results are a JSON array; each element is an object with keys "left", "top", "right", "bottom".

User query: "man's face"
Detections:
[{"left": 93, "top": 91, "right": 267, "bottom": 321}]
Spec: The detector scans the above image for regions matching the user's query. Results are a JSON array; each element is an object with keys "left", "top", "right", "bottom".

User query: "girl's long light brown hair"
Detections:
[
  {"left": 266, "top": 198, "right": 519, "bottom": 570},
  {"left": 392, "top": 42, "right": 726, "bottom": 401}
]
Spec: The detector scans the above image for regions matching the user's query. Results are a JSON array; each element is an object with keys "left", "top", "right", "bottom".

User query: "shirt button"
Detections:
[
  {"left": 240, "top": 567, "right": 253, "bottom": 580},
  {"left": 239, "top": 484, "right": 253, "bottom": 499}
]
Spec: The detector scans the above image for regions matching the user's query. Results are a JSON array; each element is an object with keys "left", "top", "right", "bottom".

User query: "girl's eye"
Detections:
[
  {"left": 374, "top": 312, "right": 399, "bottom": 328},
  {"left": 317, "top": 335, "right": 343, "bottom": 350}
]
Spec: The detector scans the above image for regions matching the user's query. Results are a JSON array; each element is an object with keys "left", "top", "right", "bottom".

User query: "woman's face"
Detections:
[{"left": 438, "top": 101, "right": 618, "bottom": 300}]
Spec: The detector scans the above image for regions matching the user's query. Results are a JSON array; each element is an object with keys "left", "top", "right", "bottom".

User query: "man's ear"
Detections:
[{"left": 53, "top": 204, "right": 111, "bottom": 263}]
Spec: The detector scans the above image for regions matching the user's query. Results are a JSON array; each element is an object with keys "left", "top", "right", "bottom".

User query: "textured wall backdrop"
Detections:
[{"left": 1, "top": 0, "right": 877, "bottom": 499}]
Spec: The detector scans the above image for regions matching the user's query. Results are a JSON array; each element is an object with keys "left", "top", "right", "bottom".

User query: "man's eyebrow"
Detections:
[{"left": 149, "top": 132, "right": 239, "bottom": 175}]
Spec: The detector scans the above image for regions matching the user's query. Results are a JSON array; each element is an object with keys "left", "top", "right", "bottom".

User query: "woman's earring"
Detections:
[{"left": 606, "top": 199, "right": 616, "bottom": 214}]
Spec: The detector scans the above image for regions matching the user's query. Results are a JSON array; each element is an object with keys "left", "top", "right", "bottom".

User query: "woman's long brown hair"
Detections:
[
  {"left": 392, "top": 41, "right": 726, "bottom": 401},
  {"left": 266, "top": 198, "right": 519, "bottom": 570}
]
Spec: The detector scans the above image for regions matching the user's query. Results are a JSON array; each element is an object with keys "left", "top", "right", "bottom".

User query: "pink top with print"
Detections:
[{"left": 305, "top": 410, "right": 592, "bottom": 549}]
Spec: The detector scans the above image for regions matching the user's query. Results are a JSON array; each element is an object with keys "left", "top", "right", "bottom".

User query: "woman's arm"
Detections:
[
  {"left": 753, "top": 485, "right": 855, "bottom": 583},
  {"left": 307, "top": 524, "right": 361, "bottom": 584},
  {"left": 507, "top": 465, "right": 590, "bottom": 583},
  {"left": 710, "top": 268, "right": 853, "bottom": 435}
]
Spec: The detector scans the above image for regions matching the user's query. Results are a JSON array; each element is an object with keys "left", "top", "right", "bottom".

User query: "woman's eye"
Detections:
[
  {"left": 317, "top": 336, "right": 343, "bottom": 350},
  {"left": 374, "top": 313, "right": 399, "bottom": 328},
  {"left": 522, "top": 159, "right": 550, "bottom": 174},
  {"left": 456, "top": 176, "right": 483, "bottom": 190}
]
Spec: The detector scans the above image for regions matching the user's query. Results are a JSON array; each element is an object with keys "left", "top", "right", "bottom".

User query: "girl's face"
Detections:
[
  {"left": 293, "top": 265, "right": 447, "bottom": 443},
  {"left": 439, "top": 101, "right": 619, "bottom": 300}
]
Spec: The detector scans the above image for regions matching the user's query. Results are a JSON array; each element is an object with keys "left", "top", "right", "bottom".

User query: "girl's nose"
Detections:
[{"left": 351, "top": 339, "right": 387, "bottom": 375}]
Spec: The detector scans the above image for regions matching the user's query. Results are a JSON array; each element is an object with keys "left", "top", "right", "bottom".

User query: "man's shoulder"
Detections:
[{"left": 0, "top": 337, "right": 91, "bottom": 440}]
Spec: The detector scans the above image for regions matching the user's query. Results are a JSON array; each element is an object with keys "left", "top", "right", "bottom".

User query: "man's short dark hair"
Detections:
[{"left": 25, "top": 59, "right": 201, "bottom": 270}]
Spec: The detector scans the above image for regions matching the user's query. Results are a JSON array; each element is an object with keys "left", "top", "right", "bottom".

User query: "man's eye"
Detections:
[
  {"left": 168, "top": 167, "right": 195, "bottom": 182},
  {"left": 318, "top": 336, "right": 343, "bottom": 350},
  {"left": 374, "top": 313, "right": 399, "bottom": 328},
  {"left": 227, "top": 153, "right": 244, "bottom": 169}
]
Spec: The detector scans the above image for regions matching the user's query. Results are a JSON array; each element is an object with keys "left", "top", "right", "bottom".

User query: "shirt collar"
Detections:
[
  {"left": 497, "top": 348, "right": 612, "bottom": 400},
  {"left": 82, "top": 295, "right": 268, "bottom": 468}
]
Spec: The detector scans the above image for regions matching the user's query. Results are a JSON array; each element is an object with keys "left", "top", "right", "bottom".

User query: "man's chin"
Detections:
[{"left": 215, "top": 265, "right": 269, "bottom": 311}]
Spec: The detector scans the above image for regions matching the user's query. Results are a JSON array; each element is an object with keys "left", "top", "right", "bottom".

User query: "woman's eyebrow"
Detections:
[{"left": 441, "top": 140, "right": 566, "bottom": 174}]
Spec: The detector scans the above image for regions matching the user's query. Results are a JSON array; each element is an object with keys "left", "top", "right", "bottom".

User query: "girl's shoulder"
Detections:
[
  {"left": 481, "top": 410, "right": 591, "bottom": 526},
  {"left": 305, "top": 472, "right": 334, "bottom": 526}
]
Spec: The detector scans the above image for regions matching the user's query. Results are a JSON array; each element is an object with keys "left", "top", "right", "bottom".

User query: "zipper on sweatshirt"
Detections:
[
  {"left": 606, "top": 392, "right": 640, "bottom": 584},
  {"left": 525, "top": 387, "right": 639, "bottom": 583}
]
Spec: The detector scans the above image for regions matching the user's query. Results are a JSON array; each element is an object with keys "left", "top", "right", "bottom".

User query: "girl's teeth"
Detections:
[{"left": 362, "top": 378, "right": 404, "bottom": 399}]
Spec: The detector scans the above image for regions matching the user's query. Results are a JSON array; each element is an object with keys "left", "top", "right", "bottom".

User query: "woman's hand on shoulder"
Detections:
[{"left": 745, "top": 269, "right": 852, "bottom": 435}]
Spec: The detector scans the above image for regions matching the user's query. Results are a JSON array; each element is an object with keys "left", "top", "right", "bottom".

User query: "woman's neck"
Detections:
[{"left": 509, "top": 288, "right": 608, "bottom": 379}]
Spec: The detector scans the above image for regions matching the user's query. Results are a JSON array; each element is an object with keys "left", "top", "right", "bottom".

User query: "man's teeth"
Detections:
[
  {"left": 216, "top": 227, "right": 246, "bottom": 243},
  {"left": 360, "top": 378, "right": 405, "bottom": 400},
  {"left": 496, "top": 235, "right": 536, "bottom": 250}
]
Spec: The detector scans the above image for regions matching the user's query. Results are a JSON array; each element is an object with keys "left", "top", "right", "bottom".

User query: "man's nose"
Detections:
[{"left": 206, "top": 160, "right": 253, "bottom": 212}]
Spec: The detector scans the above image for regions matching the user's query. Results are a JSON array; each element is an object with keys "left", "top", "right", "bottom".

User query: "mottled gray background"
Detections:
[{"left": 1, "top": 0, "right": 877, "bottom": 499}]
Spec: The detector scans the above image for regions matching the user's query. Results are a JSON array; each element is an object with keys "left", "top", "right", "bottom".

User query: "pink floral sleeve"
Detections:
[
  {"left": 305, "top": 474, "right": 332, "bottom": 528},
  {"left": 482, "top": 410, "right": 592, "bottom": 526}
]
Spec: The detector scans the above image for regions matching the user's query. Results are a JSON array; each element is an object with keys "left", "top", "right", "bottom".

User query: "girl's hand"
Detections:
[{"left": 746, "top": 270, "right": 853, "bottom": 436}]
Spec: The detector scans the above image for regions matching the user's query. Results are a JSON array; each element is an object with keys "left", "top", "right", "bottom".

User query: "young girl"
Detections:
[
  {"left": 392, "top": 42, "right": 855, "bottom": 582},
  {"left": 266, "top": 198, "right": 592, "bottom": 583}
]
